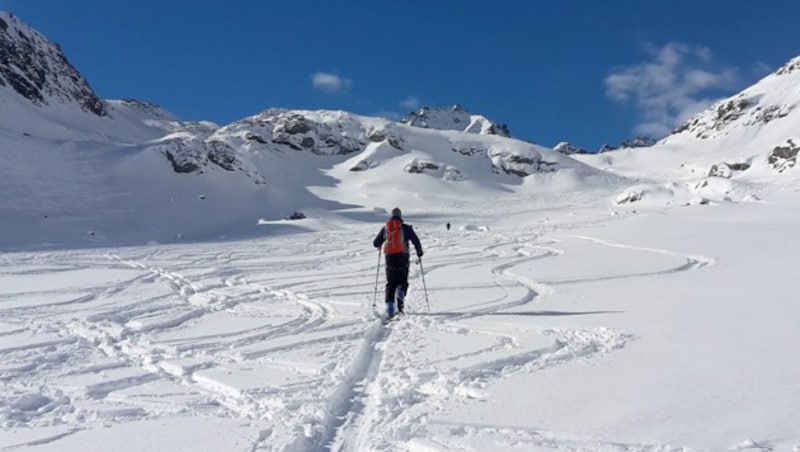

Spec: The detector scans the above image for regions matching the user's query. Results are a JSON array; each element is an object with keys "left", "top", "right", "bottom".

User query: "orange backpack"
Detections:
[{"left": 384, "top": 219, "right": 406, "bottom": 255}]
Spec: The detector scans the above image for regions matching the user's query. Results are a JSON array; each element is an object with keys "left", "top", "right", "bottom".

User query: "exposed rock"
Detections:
[
  {"left": 614, "top": 190, "right": 643, "bottom": 204},
  {"left": 714, "top": 97, "right": 753, "bottom": 124},
  {"left": 262, "top": 110, "right": 366, "bottom": 155},
  {"left": 349, "top": 160, "right": 370, "bottom": 172},
  {"left": 708, "top": 161, "right": 751, "bottom": 178},
  {"left": 750, "top": 104, "right": 793, "bottom": 125},
  {"left": 245, "top": 132, "right": 267, "bottom": 144},
  {"left": 452, "top": 146, "right": 485, "bottom": 156},
  {"left": 405, "top": 160, "right": 440, "bottom": 174},
  {"left": 366, "top": 126, "right": 406, "bottom": 150},
  {"left": 206, "top": 141, "right": 240, "bottom": 171},
  {"left": 443, "top": 167, "right": 463, "bottom": 181},
  {"left": 776, "top": 57, "right": 800, "bottom": 76},
  {"left": 620, "top": 136, "right": 657, "bottom": 148},
  {"left": 554, "top": 142, "right": 590, "bottom": 155},
  {"left": 488, "top": 148, "right": 558, "bottom": 176},
  {"left": 0, "top": 12, "right": 107, "bottom": 116},
  {"left": 768, "top": 139, "right": 799, "bottom": 172},
  {"left": 163, "top": 148, "right": 202, "bottom": 174}
]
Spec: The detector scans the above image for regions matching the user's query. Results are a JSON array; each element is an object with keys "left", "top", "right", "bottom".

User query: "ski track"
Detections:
[{"left": 0, "top": 227, "right": 718, "bottom": 451}]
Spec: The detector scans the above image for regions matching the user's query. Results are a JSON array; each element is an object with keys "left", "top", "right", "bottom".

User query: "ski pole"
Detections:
[
  {"left": 418, "top": 257, "right": 430, "bottom": 312},
  {"left": 373, "top": 248, "right": 382, "bottom": 308}
]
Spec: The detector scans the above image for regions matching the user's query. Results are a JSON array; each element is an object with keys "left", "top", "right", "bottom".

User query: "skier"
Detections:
[
  {"left": 446, "top": 222, "right": 451, "bottom": 231},
  {"left": 373, "top": 207, "right": 423, "bottom": 318}
]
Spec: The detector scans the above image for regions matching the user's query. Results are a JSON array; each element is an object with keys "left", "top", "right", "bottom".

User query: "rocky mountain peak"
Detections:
[
  {"left": 553, "top": 142, "right": 590, "bottom": 155},
  {"left": 402, "top": 104, "right": 511, "bottom": 137},
  {"left": 0, "top": 11, "right": 107, "bottom": 116},
  {"left": 620, "top": 136, "right": 657, "bottom": 149},
  {"left": 596, "top": 136, "right": 657, "bottom": 153}
]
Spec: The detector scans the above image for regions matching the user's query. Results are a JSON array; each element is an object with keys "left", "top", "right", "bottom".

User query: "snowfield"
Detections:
[
  {"left": 2, "top": 13, "right": 800, "bottom": 450},
  {"left": 2, "top": 190, "right": 799, "bottom": 451}
]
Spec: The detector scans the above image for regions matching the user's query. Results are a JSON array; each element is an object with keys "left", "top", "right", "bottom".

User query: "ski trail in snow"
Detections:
[
  {"left": 536, "top": 234, "right": 717, "bottom": 285},
  {"left": 0, "top": 222, "right": 729, "bottom": 451},
  {"left": 288, "top": 318, "right": 391, "bottom": 451},
  {"left": 568, "top": 234, "right": 716, "bottom": 268}
]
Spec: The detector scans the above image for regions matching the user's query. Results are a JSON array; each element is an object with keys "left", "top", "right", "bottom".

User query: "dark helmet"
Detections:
[{"left": 391, "top": 207, "right": 402, "bottom": 217}]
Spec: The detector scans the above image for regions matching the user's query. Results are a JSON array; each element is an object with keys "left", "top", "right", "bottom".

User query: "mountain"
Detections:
[
  {"left": 573, "top": 56, "right": 800, "bottom": 207},
  {"left": 596, "top": 136, "right": 657, "bottom": 154},
  {"left": 402, "top": 104, "right": 511, "bottom": 137},
  {"left": 0, "top": 11, "right": 216, "bottom": 143},
  {"left": 0, "top": 12, "right": 105, "bottom": 116},
  {"left": 4, "top": 10, "right": 799, "bottom": 250},
  {"left": 553, "top": 142, "right": 590, "bottom": 155},
  {"left": 0, "top": 12, "right": 614, "bottom": 250}
]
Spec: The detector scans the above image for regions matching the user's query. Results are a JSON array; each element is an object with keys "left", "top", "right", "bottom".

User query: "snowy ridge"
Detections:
[
  {"left": 573, "top": 54, "right": 800, "bottom": 209},
  {"left": 402, "top": 105, "right": 511, "bottom": 137}
]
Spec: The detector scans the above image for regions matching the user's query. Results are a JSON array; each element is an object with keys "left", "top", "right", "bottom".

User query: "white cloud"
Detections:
[
  {"left": 400, "top": 96, "right": 420, "bottom": 110},
  {"left": 751, "top": 60, "right": 773, "bottom": 77},
  {"left": 311, "top": 72, "right": 352, "bottom": 94},
  {"left": 605, "top": 42, "right": 740, "bottom": 138}
]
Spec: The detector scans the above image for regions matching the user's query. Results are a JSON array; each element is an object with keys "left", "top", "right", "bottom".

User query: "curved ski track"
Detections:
[{"left": 0, "top": 227, "right": 716, "bottom": 451}]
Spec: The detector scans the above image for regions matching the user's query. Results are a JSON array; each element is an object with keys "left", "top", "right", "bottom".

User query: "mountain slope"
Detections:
[
  {"left": 0, "top": 11, "right": 613, "bottom": 250},
  {"left": 574, "top": 55, "right": 800, "bottom": 207}
]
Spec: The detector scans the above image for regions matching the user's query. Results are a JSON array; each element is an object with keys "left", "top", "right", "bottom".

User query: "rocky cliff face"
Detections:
[{"left": 0, "top": 12, "right": 106, "bottom": 116}]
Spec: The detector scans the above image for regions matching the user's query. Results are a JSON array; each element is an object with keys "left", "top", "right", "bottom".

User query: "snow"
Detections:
[
  {"left": 2, "top": 183, "right": 800, "bottom": 450},
  {"left": 2, "top": 13, "right": 800, "bottom": 449}
]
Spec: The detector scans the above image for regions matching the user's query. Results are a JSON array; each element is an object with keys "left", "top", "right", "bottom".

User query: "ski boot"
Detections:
[{"left": 396, "top": 287, "right": 405, "bottom": 314}]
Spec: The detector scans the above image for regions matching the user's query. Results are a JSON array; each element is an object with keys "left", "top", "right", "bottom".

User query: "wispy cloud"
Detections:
[
  {"left": 605, "top": 42, "right": 740, "bottom": 138},
  {"left": 399, "top": 96, "right": 420, "bottom": 110},
  {"left": 751, "top": 60, "right": 773, "bottom": 77},
  {"left": 311, "top": 72, "right": 352, "bottom": 94}
]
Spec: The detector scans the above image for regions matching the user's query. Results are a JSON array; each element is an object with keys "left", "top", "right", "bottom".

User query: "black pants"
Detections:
[{"left": 384, "top": 253, "right": 410, "bottom": 304}]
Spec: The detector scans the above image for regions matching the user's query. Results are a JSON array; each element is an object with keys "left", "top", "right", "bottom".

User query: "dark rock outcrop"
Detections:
[
  {"left": 0, "top": 12, "right": 107, "bottom": 116},
  {"left": 768, "top": 139, "right": 799, "bottom": 173},
  {"left": 553, "top": 142, "right": 590, "bottom": 155}
]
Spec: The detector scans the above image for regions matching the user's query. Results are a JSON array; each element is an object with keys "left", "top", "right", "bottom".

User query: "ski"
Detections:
[{"left": 382, "top": 312, "right": 404, "bottom": 325}]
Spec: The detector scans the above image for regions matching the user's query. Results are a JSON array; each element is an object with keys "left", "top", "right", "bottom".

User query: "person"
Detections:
[
  {"left": 373, "top": 207, "right": 423, "bottom": 318},
  {"left": 446, "top": 222, "right": 451, "bottom": 231}
]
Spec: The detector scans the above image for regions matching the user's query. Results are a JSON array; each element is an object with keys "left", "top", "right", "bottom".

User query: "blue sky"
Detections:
[{"left": 3, "top": 1, "right": 798, "bottom": 150}]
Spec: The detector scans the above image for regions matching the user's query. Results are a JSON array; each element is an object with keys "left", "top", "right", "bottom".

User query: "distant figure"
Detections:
[
  {"left": 446, "top": 222, "right": 451, "bottom": 231},
  {"left": 373, "top": 207, "right": 423, "bottom": 319}
]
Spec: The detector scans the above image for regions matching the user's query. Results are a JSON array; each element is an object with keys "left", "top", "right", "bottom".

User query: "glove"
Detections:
[{"left": 418, "top": 251, "right": 424, "bottom": 258}]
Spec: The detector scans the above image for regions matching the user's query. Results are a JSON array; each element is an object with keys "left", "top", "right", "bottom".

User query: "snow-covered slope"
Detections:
[
  {"left": 575, "top": 55, "right": 800, "bottom": 207},
  {"left": 1, "top": 13, "right": 619, "bottom": 249},
  {"left": 0, "top": 100, "right": 612, "bottom": 249},
  {"left": 0, "top": 11, "right": 617, "bottom": 250}
]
